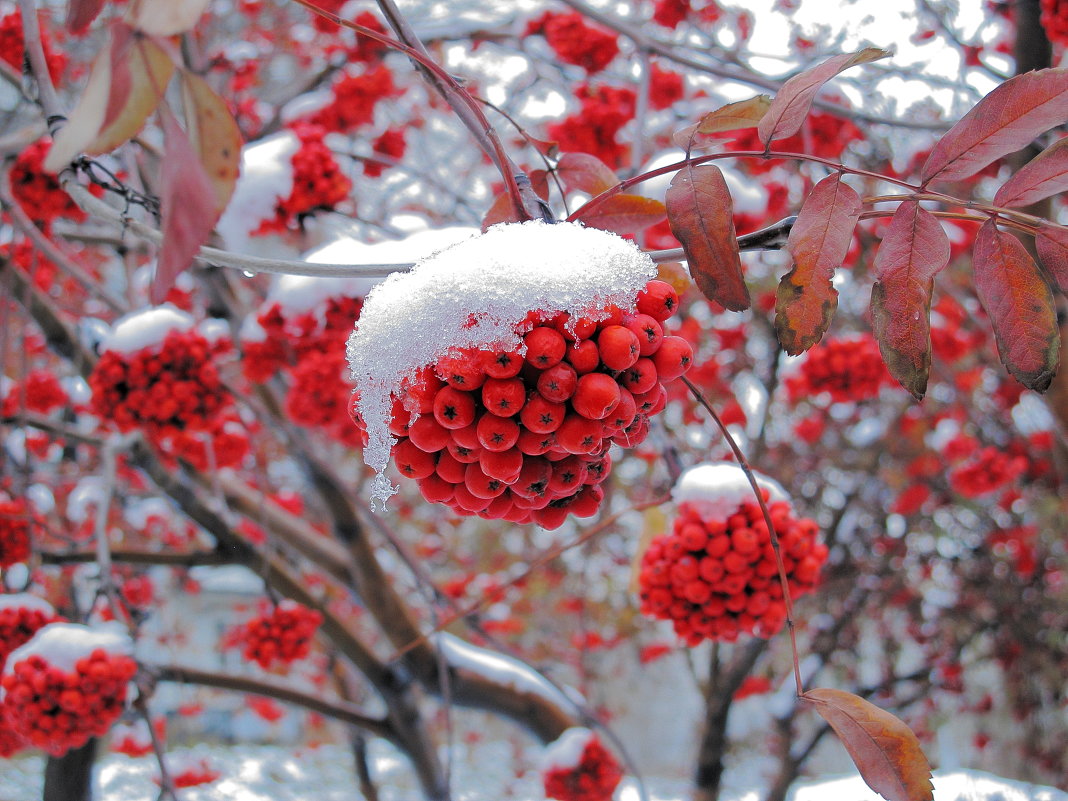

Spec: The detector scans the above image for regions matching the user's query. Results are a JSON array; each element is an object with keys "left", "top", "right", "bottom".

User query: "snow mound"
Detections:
[
  {"left": 672, "top": 462, "right": 789, "bottom": 520},
  {"left": 0, "top": 593, "right": 55, "bottom": 615},
  {"left": 347, "top": 220, "right": 657, "bottom": 504},
  {"left": 540, "top": 727, "right": 594, "bottom": 772},
  {"left": 216, "top": 132, "right": 300, "bottom": 249},
  {"left": 100, "top": 306, "right": 195, "bottom": 355},
  {"left": 3, "top": 621, "right": 133, "bottom": 674}
]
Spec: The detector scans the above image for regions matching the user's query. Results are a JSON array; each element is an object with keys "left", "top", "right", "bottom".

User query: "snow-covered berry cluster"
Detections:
[
  {"left": 0, "top": 623, "right": 137, "bottom": 756},
  {"left": 1041, "top": 0, "right": 1068, "bottom": 45},
  {"left": 1, "top": 369, "right": 70, "bottom": 416},
  {"left": 89, "top": 308, "right": 231, "bottom": 439},
  {"left": 358, "top": 279, "right": 691, "bottom": 529},
  {"left": 0, "top": 595, "right": 62, "bottom": 670},
  {"left": 302, "top": 66, "right": 397, "bottom": 135},
  {"left": 9, "top": 139, "right": 85, "bottom": 232},
  {"left": 255, "top": 123, "right": 352, "bottom": 234},
  {"left": 784, "top": 335, "right": 890, "bottom": 405},
  {"left": 638, "top": 464, "right": 826, "bottom": 645},
  {"left": 541, "top": 727, "right": 623, "bottom": 801},
  {"left": 0, "top": 499, "right": 35, "bottom": 568},
  {"left": 238, "top": 601, "right": 322, "bottom": 670},
  {"left": 525, "top": 12, "right": 620, "bottom": 74}
]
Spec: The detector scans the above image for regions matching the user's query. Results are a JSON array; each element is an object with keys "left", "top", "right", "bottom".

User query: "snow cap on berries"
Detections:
[
  {"left": 100, "top": 305, "right": 195, "bottom": 356},
  {"left": 347, "top": 220, "right": 657, "bottom": 504},
  {"left": 541, "top": 726, "right": 623, "bottom": 801},
  {"left": 0, "top": 593, "right": 55, "bottom": 616},
  {"left": 216, "top": 131, "right": 300, "bottom": 248},
  {"left": 672, "top": 461, "right": 789, "bottom": 519},
  {"left": 2, "top": 621, "right": 133, "bottom": 680},
  {"left": 541, "top": 726, "right": 598, "bottom": 772}
]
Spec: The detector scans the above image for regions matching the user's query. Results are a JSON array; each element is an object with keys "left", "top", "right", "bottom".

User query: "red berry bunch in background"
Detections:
[
  {"left": 525, "top": 11, "right": 620, "bottom": 74},
  {"left": 1041, "top": 0, "right": 1068, "bottom": 45},
  {"left": 9, "top": 139, "right": 85, "bottom": 232},
  {"left": 1, "top": 625, "right": 137, "bottom": 756},
  {"left": 1, "top": 369, "right": 70, "bottom": 416},
  {"left": 239, "top": 601, "right": 323, "bottom": 670},
  {"left": 949, "top": 446, "right": 1027, "bottom": 499},
  {"left": 638, "top": 493, "right": 826, "bottom": 645},
  {"left": 302, "top": 66, "right": 398, "bottom": 134},
  {"left": 784, "top": 335, "right": 891, "bottom": 405},
  {"left": 0, "top": 596, "right": 62, "bottom": 670},
  {"left": 0, "top": 11, "right": 67, "bottom": 83},
  {"left": 255, "top": 124, "right": 352, "bottom": 234},
  {"left": 90, "top": 328, "right": 230, "bottom": 439},
  {"left": 541, "top": 728, "right": 623, "bottom": 801},
  {"left": 364, "top": 280, "right": 691, "bottom": 529},
  {"left": 548, "top": 84, "right": 637, "bottom": 169},
  {"left": 0, "top": 499, "right": 35, "bottom": 568}
]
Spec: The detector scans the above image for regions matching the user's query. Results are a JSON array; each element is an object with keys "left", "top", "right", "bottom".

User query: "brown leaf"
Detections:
[
  {"left": 803, "top": 688, "right": 934, "bottom": 801},
  {"left": 180, "top": 70, "right": 242, "bottom": 214},
  {"left": 973, "top": 219, "right": 1060, "bottom": 391},
  {"left": 88, "top": 27, "right": 173, "bottom": 155},
  {"left": 66, "top": 0, "right": 105, "bottom": 34},
  {"left": 672, "top": 95, "right": 772, "bottom": 151},
  {"left": 994, "top": 136, "right": 1068, "bottom": 208},
  {"left": 127, "top": 0, "right": 212, "bottom": 36},
  {"left": 922, "top": 69, "right": 1068, "bottom": 184},
  {"left": 775, "top": 173, "right": 861, "bottom": 353},
  {"left": 572, "top": 194, "right": 666, "bottom": 237},
  {"left": 666, "top": 164, "right": 749, "bottom": 311},
  {"left": 481, "top": 170, "right": 550, "bottom": 231},
  {"left": 556, "top": 153, "right": 619, "bottom": 196},
  {"left": 152, "top": 103, "right": 222, "bottom": 304},
  {"left": 1035, "top": 223, "right": 1068, "bottom": 295},
  {"left": 757, "top": 48, "right": 890, "bottom": 146},
  {"left": 868, "top": 202, "right": 951, "bottom": 400}
]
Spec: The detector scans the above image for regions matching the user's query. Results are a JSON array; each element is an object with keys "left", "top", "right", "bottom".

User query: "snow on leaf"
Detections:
[
  {"left": 151, "top": 103, "right": 222, "bottom": 305},
  {"left": 666, "top": 164, "right": 749, "bottom": 311},
  {"left": 127, "top": 0, "right": 212, "bottom": 36},
  {"left": 775, "top": 172, "right": 861, "bottom": 354},
  {"left": 1035, "top": 223, "right": 1068, "bottom": 295},
  {"left": 66, "top": 0, "right": 105, "bottom": 34},
  {"left": 672, "top": 95, "right": 772, "bottom": 151},
  {"left": 88, "top": 26, "right": 173, "bottom": 156},
  {"left": 757, "top": 48, "right": 890, "bottom": 146},
  {"left": 481, "top": 171, "right": 550, "bottom": 230},
  {"left": 180, "top": 70, "right": 243, "bottom": 214},
  {"left": 556, "top": 153, "right": 619, "bottom": 196},
  {"left": 571, "top": 194, "right": 666, "bottom": 237},
  {"left": 868, "top": 201, "right": 950, "bottom": 400},
  {"left": 803, "top": 688, "right": 934, "bottom": 801},
  {"left": 922, "top": 69, "right": 1068, "bottom": 185},
  {"left": 993, "top": 136, "right": 1068, "bottom": 208},
  {"left": 973, "top": 219, "right": 1059, "bottom": 392}
]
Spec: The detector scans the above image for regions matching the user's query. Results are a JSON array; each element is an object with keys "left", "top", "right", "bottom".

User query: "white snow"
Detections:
[
  {"left": 67, "top": 475, "right": 107, "bottom": 523},
  {"left": 198, "top": 318, "right": 231, "bottom": 344},
  {"left": 2, "top": 621, "right": 133, "bottom": 675},
  {"left": 431, "top": 632, "right": 577, "bottom": 712},
  {"left": 672, "top": 462, "right": 790, "bottom": 520},
  {"left": 216, "top": 132, "right": 300, "bottom": 249},
  {"left": 347, "top": 220, "right": 657, "bottom": 504},
  {"left": 264, "top": 274, "right": 374, "bottom": 318},
  {"left": 27, "top": 483, "right": 56, "bottom": 514},
  {"left": 61, "top": 375, "right": 92, "bottom": 405},
  {"left": 540, "top": 726, "right": 594, "bottom": 772},
  {"left": 187, "top": 565, "right": 264, "bottom": 595},
  {"left": 0, "top": 593, "right": 55, "bottom": 615},
  {"left": 123, "top": 497, "right": 175, "bottom": 529},
  {"left": 100, "top": 306, "right": 195, "bottom": 356}
]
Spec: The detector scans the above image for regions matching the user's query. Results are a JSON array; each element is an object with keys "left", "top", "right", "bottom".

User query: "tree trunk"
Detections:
[{"left": 43, "top": 739, "right": 97, "bottom": 801}]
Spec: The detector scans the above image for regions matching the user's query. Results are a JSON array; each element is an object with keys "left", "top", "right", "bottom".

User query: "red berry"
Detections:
[
  {"left": 623, "top": 313, "right": 664, "bottom": 356},
  {"left": 482, "top": 378, "right": 526, "bottom": 417},
  {"left": 523, "top": 326, "right": 566, "bottom": 369},
  {"left": 619, "top": 358, "right": 658, "bottom": 395},
  {"left": 464, "top": 463, "right": 507, "bottom": 499},
  {"left": 555, "top": 414, "right": 603, "bottom": 455},
  {"left": 652, "top": 336, "right": 693, "bottom": 381},
  {"left": 520, "top": 393, "right": 566, "bottom": 433},
  {"left": 482, "top": 348, "right": 523, "bottom": 378},
  {"left": 479, "top": 446, "right": 524, "bottom": 483},
  {"left": 597, "top": 325, "right": 641, "bottom": 370},
  {"left": 571, "top": 373, "right": 621, "bottom": 420},
  {"left": 392, "top": 438, "right": 436, "bottom": 479},
  {"left": 406, "top": 415, "right": 451, "bottom": 452},
  {"left": 636, "top": 279, "right": 678, "bottom": 321},
  {"left": 537, "top": 362, "right": 578, "bottom": 402},
  {"left": 565, "top": 340, "right": 601, "bottom": 374},
  {"left": 434, "top": 449, "right": 468, "bottom": 484},
  {"left": 433, "top": 386, "right": 476, "bottom": 429},
  {"left": 476, "top": 413, "right": 520, "bottom": 452}
]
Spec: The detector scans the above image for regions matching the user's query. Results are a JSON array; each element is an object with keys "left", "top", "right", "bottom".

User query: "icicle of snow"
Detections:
[
  {"left": 672, "top": 462, "right": 789, "bottom": 520},
  {"left": 347, "top": 220, "right": 657, "bottom": 504},
  {"left": 100, "top": 306, "right": 195, "bottom": 356},
  {"left": 3, "top": 621, "right": 133, "bottom": 675},
  {"left": 540, "top": 727, "right": 595, "bottom": 772}
]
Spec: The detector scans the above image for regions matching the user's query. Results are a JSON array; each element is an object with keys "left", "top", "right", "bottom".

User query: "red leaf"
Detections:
[
  {"left": 557, "top": 153, "right": 619, "bottom": 196},
  {"left": 803, "top": 688, "right": 933, "bottom": 801},
  {"left": 666, "top": 164, "right": 749, "bottom": 311},
  {"left": 993, "top": 136, "right": 1068, "bottom": 208},
  {"left": 922, "top": 69, "right": 1068, "bottom": 184},
  {"left": 151, "top": 103, "right": 222, "bottom": 304},
  {"left": 481, "top": 171, "right": 550, "bottom": 231},
  {"left": 180, "top": 71, "right": 242, "bottom": 214},
  {"left": 572, "top": 194, "right": 666, "bottom": 237},
  {"left": 1035, "top": 223, "right": 1068, "bottom": 295},
  {"left": 868, "top": 202, "right": 950, "bottom": 399},
  {"left": 66, "top": 0, "right": 105, "bottom": 34},
  {"left": 672, "top": 95, "right": 772, "bottom": 151},
  {"left": 757, "top": 48, "right": 889, "bottom": 146},
  {"left": 973, "top": 219, "right": 1060, "bottom": 391},
  {"left": 775, "top": 172, "right": 861, "bottom": 353}
]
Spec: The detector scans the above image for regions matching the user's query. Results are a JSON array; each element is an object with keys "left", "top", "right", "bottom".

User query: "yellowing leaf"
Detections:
[
  {"left": 44, "top": 46, "right": 111, "bottom": 172},
  {"left": 803, "top": 688, "right": 934, "bottom": 801},
  {"left": 672, "top": 95, "right": 772, "bottom": 151},
  {"left": 180, "top": 71, "right": 242, "bottom": 214}
]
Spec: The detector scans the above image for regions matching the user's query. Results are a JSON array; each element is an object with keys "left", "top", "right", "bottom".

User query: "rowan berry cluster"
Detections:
[
  {"left": 364, "top": 128, "right": 407, "bottom": 178},
  {"left": 255, "top": 124, "right": 352, "bottom": 234},
  {"left": 784, "top": 335, "right": 890, "bottom": 404},
  {"left": 548, "top": 84, "right": 637, "bottom": 169},
  {"left": 1, "top": 369, "right": 69, "bottom": 416},
  {"left": 170, "top": 759, "right": 222, "bottom": 788},
  {"left": 365, "top": 280, "right": 691, "bottom": 529},
  {"left": 949, "top": 446, "right": 1027, "bottom": 499},
  {"left": 89, "top": 329, "right": 230, "bottom": 439},
  {"left": 638, "top": 495, "right": 826, "bottom": 645},
  {"left": 157, "top": 415, "right": 251, "bottom": 471},
  {"left": 239, "top": 602, "right": 323, "bottom": 670},
  {"left": 0, "top": 598, "right": 61, "bottom": 670},
  {"left": 525, "top": 12, "right": 620, "bottom": 74},
  {"left": 9, "top": 140, "right": 85, "bottom": 232},
  {"left": 0, "top": 499, "right": 34, "bottom": 568},
  {"left": 0, "top": 11, "right": 67, "bottom": 83},
  {"left": 1, "top": 645, "right": 137, "bottom": 755},
  {"left": 542, "top": 729, "right": 623, "bottom": 801},
  {"left": 1041, "top": 0, "right": 1068, "bottom": 45},
  {"left": 302, "top": 66, "right": 397, "bottom": 135}
]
